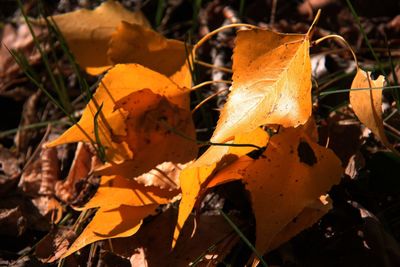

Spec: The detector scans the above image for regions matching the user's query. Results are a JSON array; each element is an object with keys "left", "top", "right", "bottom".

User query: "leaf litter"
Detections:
[{"left": 1, "top": 1, "right": 400, "bottom": 266}]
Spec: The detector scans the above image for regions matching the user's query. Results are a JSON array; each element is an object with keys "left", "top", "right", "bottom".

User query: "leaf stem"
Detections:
[
  {"left": 318, "top": 85, "right": 400, "bottom": 96},
  {"left": 192, "top": 88, "right": 229, "bottom": 115},
  {"left": 191, "top": 80, "right": 232, "bottom": 91},
  {"left": 306, "top": 9, "right": 321, "bottom": 37},
  {"left": 313, "top": 34, "right": 358, "bottom": 67},
  {"left": 193, "top": 23, "right": 258, "bottom": 55},
  {"left": 194, "top": 60, "right": 233, "bottom": 73}
]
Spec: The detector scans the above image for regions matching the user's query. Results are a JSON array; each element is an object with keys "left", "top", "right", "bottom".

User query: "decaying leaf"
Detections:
[
  {"left": 108, "top": 21, "right": 191, "bottom": 88},
  {"left": 0, "top": 206, "right": 27, "bottom": 236},
  {"left": 0, "top": 23, "right": 43, "bottom": 95},
  {"left": 55, "top": 142, "right": 100, "bottom": 204},
  {"left": 0, "top": 145, "right": 21, "bottom": 196},
  {"left": 49, "top": 0, "right": 150, "bottom": 72},
  {"left": 62, "top": 204, "right": 158, "bottom": 259},
  {"left": 350, "top": 68, "right": 399, "bottom": 155},
  {"left": 211, "top": 28, "right": 312, "bottom": 143},
  {"left": 19, "top": 147, "right": 60, "bottom": 197},
  {"left": 173, "top": 128, "right": 269, "bottom": 247},
  {"left": 46, "top": 64, "right": 193, "bottom": 167},
  {"left": 208, "top": 126, "right": 342, "bottom": 253},
  {"left": 35, "top": 226, "right": 76, "bottom": 263}
]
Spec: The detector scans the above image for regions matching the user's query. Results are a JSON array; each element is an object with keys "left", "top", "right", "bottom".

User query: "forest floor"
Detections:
[{"left": 1, "top": 0, "right": 400, "bottom": 266}]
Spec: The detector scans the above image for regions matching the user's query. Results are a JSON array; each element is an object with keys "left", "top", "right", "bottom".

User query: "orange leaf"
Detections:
[
  {"left": 350, "top": 68, "right": 399, "bottom": 155},
  {"left": 50, "top": 0, "right": 150, "bottom": 72},
  {"left": 268, "top": 196, "right": 332, "bottom": 251},
  {"left": 209, "top": 124, "right": 342, "bottom": 253},
  {"left": 46, "top": 64, "right": 192, "bottom": 164},
  {"left": 108, "top": 21, "right": 191, "bottom": 88},
  {"left": 78, "top": 175, "right": 177, "bottom": 211},
  {"left": 211, "top": 29, "right": 312, "bottom": 143},
  {"left": 96, "top": 89, "right": 197, "bottom": 178},
  {"left": 62, "top": 204, "right": 157, "bottom": 259},
  {"left": 173, "top": 128, "right": 269, "bottom": 247}
]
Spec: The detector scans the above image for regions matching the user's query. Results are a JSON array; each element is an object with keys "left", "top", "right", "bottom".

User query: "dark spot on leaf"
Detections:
[
  {"left": 297, "top": 140, "right": 317, "bottom": 166},
  {"left": 247, "top": 146, "right": 266, "bottom": 159}
]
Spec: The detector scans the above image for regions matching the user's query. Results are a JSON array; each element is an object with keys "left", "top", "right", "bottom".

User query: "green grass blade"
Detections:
[
  {"left": 155, "top": 0, "right": 165, "bottom": 28},
  {"left": 93, "top": 103, "right": 107, "bottom": 162},
  {"left": 318, "top": 85, "right": 400, "bottom": 96},
  {"left": 0, "top": 120, "right": 71, "bottom": 139},
  {"left": 17, "top": 0, "right": 72, "bottom": 112}
]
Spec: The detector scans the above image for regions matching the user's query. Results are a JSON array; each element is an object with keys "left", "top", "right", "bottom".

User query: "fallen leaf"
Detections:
[
  {"left": 109, "top": 207, "right": 239, "bottom": 266},
  {"left": 31, "top": 196, "right": 63, "bottom": 225},
  {"left": 55, "top": 142, "right": 100, "bottom": 203},
  {"left": 49, "top": 0, "right": 150, "bottom": 72},
  {"left": 46, "top": 64, "right": 193, "bottom": 165},
  {"left": 208, "top": 125, "right": 342, "bottom": 253},
  {"left": 62, "top": 204, "right": 158, "bottom": 259},
  {"left": 0, "top": 145, "right": 21, "bottom": 196},
  {"left": 268, "top": 196, "right": 332, "bottom": 251},
  {"left": 0, "top": 23, "right": 43, "bottom": 95},
  {"left": 134, "top": 161, "right": 185, "bottom": 191},
  {"left": 97, "top": 89, "right": 197, "bottom": 178},
  {"left": 350, "top": 68, "right": 399, "bottom": 155},
  {"left": 211, "top": 28, "right": 312, "bottom": 143},
  {"left": 35, "top": 226, "right": 76, "bottom": 263},
  {"left": 108, "top": 21, "right": 191, "bottom": 88},
  {"left": 173, "top": 128, "right": 269, "bottom": 247},
  {"left": 19, "top": 147, "right": 60, "bottom": 197},
  {"left": 0, "top": 206, "right": 27, "bottom": 236},
  {"left": 79, "top": 175, "right": 176, "bottom": 210}
]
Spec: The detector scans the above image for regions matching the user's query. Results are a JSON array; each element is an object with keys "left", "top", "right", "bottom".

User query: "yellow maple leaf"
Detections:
[
  {"left": 211, "top": 28, "right": 312, "bottom": 143},
  {"left": 50, "top": 0, "right": 150, "bottom": 72},
  {"left": 108, "top": 21, "right": 192, "bottom": 88}
]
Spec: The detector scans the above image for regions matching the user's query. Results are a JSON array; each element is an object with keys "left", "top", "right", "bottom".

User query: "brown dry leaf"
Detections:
[
  {"left": 350, "top": 68, "right": 399, "bottom": 155},
  {"left": 62, "top": 204, "right": 158, "bottom": 259},
  {"left": 35, "top": 226, "right": 76, "bottom": 263},
  {"left": 134, "top": 161, "right": 185, "bottom": 191},
  {"left": 49, "top": 0, "right": 150, "bottom": 72},
  {"left": 209, "top": 125, "right": 342, "bottom": 253},
  {"left": 110, "top": 207, "right": 239, "bottom": 266},
  {"left": 31, "top": 196, "right": 63, "bottom": 225},
  {"left": 0, "top": 206, "right": 27, "bottom": 236},
  {"left": 173, "top": 128, "right": 269, "bottom": 247},
  {"left": 97, "top": 89, "right": 197, "bottom": 178},
  {"left": 19, "top": 147, "right": 60, "bottom": 197},
  {"left": 0, "top": 23, "right": 43, "bottom": 94},
  {"left": 0, "top": 145, "right": 21, "bottom": 196},
  {"left": 211, "top": 28, "right": 312, "bottom": 143},
  {"left": 46, "top": 64, "right": 192, "bottom": 166},
  {"left": 55, "top": 142, "right": 100, "bottom": 203},
  {"left": 108, "top": 21, "right": 191, "bottom": 88},
  {"left": 79, "top": 175, "right": 177, "bottom": 210}
]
